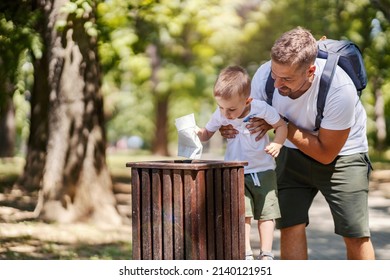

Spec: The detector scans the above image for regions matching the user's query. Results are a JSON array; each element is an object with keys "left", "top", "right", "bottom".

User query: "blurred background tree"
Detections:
[
  {"left": 1, "top": 0, "right": 121, "bottom": 225},
  {"left": 0, "top": 0, "right": 39, "bottom": 157},
  {"left": 98, "top": 0, "right": 390, "bottom": 156},
  {"left": 0, "top": 0, "right": 389, "bottom": 224}
]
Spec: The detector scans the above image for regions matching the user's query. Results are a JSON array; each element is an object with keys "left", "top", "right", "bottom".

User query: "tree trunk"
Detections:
[
  {"left": 16, "top": 45, "right": 50, "bottom": 191},
  {"left": 0, "top": 96, "right": 15, "bottom": 158},
  {"left": 28, "top": 0, "right": 121, "bottom": 225},
  {"left": 371, "top": 0, "right": 390, "bottom": 21},
  {"left": 374, "top": 78, "right": 387, "bottom": 150},
  {"left": 152, "top": 98, "right": 169, "bottom": 156},
  {"left": 147, "top": 43, "right": 169, "bottom": 156}
]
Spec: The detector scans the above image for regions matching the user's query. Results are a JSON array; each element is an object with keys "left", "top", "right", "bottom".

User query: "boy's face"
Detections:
[{"left": 215, "top": 94, "right": 252, "bottom": 120}]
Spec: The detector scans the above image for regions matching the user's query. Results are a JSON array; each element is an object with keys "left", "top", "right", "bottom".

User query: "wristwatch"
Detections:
[{"left": 282, "top": 116, "right": 289, "bottom": 125}]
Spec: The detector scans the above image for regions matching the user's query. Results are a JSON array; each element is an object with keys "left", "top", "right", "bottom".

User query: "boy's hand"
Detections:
[{"left": 265, "top": 142, "right": 282, "bottom": 158}]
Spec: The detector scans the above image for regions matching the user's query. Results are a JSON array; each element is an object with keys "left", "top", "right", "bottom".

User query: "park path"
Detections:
[
  {"left": 249, "top": 189, "right": 390, "bottom": 260},
  {"left": 200, "top": 151, "right": 390, "bottom": 260}
]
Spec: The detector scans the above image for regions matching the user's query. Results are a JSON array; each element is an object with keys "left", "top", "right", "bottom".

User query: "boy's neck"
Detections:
[{"left": 239, "top": 104, "right": 251, "bottom": 119}]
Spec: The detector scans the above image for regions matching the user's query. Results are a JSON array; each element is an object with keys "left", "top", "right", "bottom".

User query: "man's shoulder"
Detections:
[
  {"left": 253, "top": 60, "right": 272, "bottom": 78},
  {"left": 315, "top": 57, "right": 354, "bottom": 86}
]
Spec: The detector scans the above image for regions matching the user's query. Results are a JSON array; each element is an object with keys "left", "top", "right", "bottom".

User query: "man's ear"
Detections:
[
  {"left": 246, "top": 97, "right": 253, "bottom": 105},
  {"left": 308, "top": 65, "right": 316, "bottom": 77}
]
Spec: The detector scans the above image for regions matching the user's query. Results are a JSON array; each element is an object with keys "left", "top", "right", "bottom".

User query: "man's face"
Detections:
[{"left": 271, "top": 61, "right": 314, "bottom": 98}]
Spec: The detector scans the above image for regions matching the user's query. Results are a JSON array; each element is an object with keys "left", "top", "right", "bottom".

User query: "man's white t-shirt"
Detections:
[
  {"left": 250, "top": 59, "right": 368, "bottom": 155},
  {"left": 205, "top": 99, "right": 281, "bottom": 174}
]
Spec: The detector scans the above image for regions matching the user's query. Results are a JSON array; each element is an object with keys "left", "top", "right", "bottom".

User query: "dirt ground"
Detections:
[
  {"left": 1, "top": 160, "right": 389, "bottom": 260},
  {"left": 0, "top": 181, "right": 132, "bottom": 260}
]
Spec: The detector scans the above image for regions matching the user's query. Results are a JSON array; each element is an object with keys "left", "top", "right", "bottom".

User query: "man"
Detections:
[{"left": 220, "top": 27, "right": 375, "bottom": 260}]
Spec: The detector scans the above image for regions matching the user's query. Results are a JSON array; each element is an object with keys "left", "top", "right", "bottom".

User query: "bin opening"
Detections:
[
  {"left": 174, "top": 159, "right": 193, "bottom": 164},
  {"left": 126, "top": 160, "right": 248, "bottom": 170}
]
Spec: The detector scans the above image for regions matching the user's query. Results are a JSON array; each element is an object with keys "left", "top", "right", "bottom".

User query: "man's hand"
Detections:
[
  {"left": 245, "top": 117, "right": 273, "bottom": 141},
  {"left": 219, "top": 124, "right": 238, "bottom": 139}
]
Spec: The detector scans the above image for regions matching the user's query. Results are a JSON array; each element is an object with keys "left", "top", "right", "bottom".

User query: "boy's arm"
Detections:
[
  {"left": 272, "top": 118, "right": 288, "bottom": 145},
  {"left": 264, "top": 118, "right": 287, "bottom": 157},
  {"left": 196, "top": 127, "right": 215, "bottom": 142}
]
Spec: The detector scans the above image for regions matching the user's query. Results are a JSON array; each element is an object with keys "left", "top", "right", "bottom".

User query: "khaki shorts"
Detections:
[
  {"left": 244, "top": 170, "right": 281, "bottom": 220},
  {"left": 275, "top": 147, "right": 372, "bottom": 238}
]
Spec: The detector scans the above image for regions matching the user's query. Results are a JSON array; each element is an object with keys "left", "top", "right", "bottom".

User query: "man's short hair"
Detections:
[{"left": 271, "top": 26, "right": 318, "bottom": 69}]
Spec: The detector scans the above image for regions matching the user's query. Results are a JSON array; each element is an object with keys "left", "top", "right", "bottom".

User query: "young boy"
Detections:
[{"left": 196, "top": 65, "right": 287, "bottom": 260}]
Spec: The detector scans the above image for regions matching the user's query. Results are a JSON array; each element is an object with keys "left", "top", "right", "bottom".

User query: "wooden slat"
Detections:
[
  {"left": 237, "top": 167, "right": 246, "bottom": 260},
  {"left": 223, "top": 168, "right": 232, "bottom": 259},
  {"left": 162, "top": 169, "right": 173, "bottom": 260},
  {"left": 173, "top": 169, "right": 184, "bottom": 259},
  {"left": 214, "top": 168, "right": 224, "bottom": 259},
  {"left": 184, "top": 170, "right": 198, "bottom": 259},
  {"left": 131, "top": 168, "right": 141, "bottom": 260},
  {"left": 196, "top": 170, "right": 207, "bottom": 259},
  {"left": 152, "top": 169, "right": 162, "bottom": 259},
  {"left": 206, "top": 169, "right": 215, "bottom": 259},
  {"left": 230, "top": 168, "right": 239, "bottom": 259},
  {"left": 141, "top": 169, "right": 152, "bottom": 259}
]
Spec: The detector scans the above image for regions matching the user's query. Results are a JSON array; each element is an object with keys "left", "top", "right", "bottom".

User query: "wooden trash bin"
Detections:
[{"left": 126, "top": 160, "right": 247, "bottom": 260}]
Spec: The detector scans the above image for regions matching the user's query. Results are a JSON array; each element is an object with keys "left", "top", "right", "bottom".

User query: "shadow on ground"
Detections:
[{"left": 0, "top": 175, "right": 132, "bottom": 260}]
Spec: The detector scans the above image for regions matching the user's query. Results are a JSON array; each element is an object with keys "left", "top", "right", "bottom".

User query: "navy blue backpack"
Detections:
[{"left": 265, "top": 38, "right": 367, "bottom": 131}]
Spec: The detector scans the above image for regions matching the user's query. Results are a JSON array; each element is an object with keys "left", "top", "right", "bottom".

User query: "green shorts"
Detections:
[
  {"left": 275, "top": 147, "right": 372, "bottom": 238},
  {"left": 244, "top": 170, "right": 281, "bottom": 220}
]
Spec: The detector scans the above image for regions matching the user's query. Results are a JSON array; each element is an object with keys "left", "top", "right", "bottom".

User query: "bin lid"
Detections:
[{"left": 126, "top": 160, "right": 248, "bottom": 170}]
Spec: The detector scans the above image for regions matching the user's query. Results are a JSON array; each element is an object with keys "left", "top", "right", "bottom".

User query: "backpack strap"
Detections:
[
  {"left": 264, "top": 55, "right": 340, "bottom": 131},
  {"left": 265, "top": 70, "right": 275, "bottom": 105},
  {"left": 316, "top": 53, "right": 340, "bottom": 131}
]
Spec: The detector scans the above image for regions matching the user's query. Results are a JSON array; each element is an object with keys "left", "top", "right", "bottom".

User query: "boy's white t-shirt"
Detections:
[
  {"left": 250, "top": 59, "right": 368, "bottom": 155},
  {"left": 205, "top": 99, "right": 281, "bottom": 174}
]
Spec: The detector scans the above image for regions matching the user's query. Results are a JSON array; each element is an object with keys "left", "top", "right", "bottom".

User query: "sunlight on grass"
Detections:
[
  {"left": 107, "top": 149, "right": 178, "bottom": 178},
  {"left": 369, "top": 148, "right": 390, "bottom": 170},
  {"left": 0, "top": 157, "right": 24, "bottom": 178}
]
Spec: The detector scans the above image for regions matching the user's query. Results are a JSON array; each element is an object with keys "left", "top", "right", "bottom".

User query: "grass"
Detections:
[
  {"left": 0, "top": 157, "right": 24, "bottom": 191},
  {"left": 0, "top": 223, "right": 132, "bottom": 260},
  {"left": 0, "top": 153, "right": 138, "bottom": 260},
  {"left": 368, "top": 149, "right": 390, "bottom": 170},
  {"left": 0, "top": 149, "right": 180, "bottom": 260}
]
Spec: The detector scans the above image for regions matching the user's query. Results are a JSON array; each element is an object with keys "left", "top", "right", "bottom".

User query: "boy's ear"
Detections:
[{"left": 246, "top": 97, "right": 253, "bottom": 105}]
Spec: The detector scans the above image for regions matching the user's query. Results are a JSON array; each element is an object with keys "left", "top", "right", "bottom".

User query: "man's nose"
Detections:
[{"left": 273, "top": 77, "right": 284, "bottom": 88}]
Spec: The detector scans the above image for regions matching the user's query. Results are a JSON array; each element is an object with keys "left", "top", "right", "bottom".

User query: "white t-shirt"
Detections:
[
  {"left": 205, "top": 99, "right": 281, "bottom": 173},
  {"left": 250, "top": 59, "right": 368, "bottom": 155}
]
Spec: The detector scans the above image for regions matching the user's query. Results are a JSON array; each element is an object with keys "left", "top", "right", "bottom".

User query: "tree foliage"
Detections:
[
  {"left": 0, "top": 0, "right": 389, "bottom": 226},
  {"left": 0, "top": 1, "right": 42, "bottom": 156},
  {"left": 3, "top": 0, "right": 390, "bottom": 157},
  {"left": 98, "top": 0, "right": 273, "bottom": 154},
  {"left": 95, "top": 0, "right": 390, "bottom": 154}
]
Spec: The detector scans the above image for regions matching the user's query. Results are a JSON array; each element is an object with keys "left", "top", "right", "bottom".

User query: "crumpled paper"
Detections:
[{"left": 175, "top": 113, "right": 203, "bottom": 159}]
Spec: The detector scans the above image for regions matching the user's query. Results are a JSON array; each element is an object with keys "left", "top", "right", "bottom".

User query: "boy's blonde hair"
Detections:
[
  {"left": 271, "top": 26, "right": 318, "bottom": 69},
  {"left": 214, "top": 65, "right": 251, "bottom": 99}
]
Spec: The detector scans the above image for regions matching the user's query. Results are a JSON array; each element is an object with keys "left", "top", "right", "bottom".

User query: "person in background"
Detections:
[{"left": 196, "top": 65, "right": 287, "bottom": 260}]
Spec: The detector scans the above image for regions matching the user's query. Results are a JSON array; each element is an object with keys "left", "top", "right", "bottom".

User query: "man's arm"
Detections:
[{"left": 286, "top": 122, "right": 350, "bottom": 164}]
